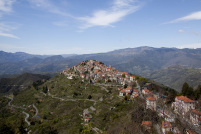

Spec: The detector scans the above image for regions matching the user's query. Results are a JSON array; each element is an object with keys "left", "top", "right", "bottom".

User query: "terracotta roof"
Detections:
[
  {"left": 126, "top": 90, "right": 131, "bottom": 93},
  {"left": 133, "top": 90, "right": 138, "bottom": 92},
  {"left": 134, "top": 94, "right": 139, "bottom": 97},
  {"left": 146, "top": 83, "right": 151, "bottom": 85},
  {"left": 176, "top": 96, "right": 195, "bottom": 103},
  {"left": 84, "top": 117, "right": 90, "bottom": 120},
  {"left": 186, "top": 129, "right": 198, "bottom": 134},
  {"left": 162, "top": 121, "right": 172, "bottom": 128},
  {"left": 192, "top": 109, "right": 201, "bottom": 116},
  {"left": 120, "top": 90, "right": 125, "bottom": 93},
  {"left": 146, "top": 96, "right": 155, "bottom": 101},
  {"left": 141, "top": 121, "right": 152, "bottom": 127},
  {"left": 126, "top": 87, "right": 132, "bottom": 90},
  {"left": 143, "top": 89, "right": 151, "bottom": 93}
]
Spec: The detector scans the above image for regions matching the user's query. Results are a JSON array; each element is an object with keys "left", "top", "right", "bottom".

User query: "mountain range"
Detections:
[{"left": 0, "top": 46, "right": 201, "bottom": 91}]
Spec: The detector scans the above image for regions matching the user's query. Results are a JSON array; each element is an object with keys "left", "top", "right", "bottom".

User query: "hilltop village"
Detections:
[{"left": 63, "top": 60, "right": 201, "bottom": 134}]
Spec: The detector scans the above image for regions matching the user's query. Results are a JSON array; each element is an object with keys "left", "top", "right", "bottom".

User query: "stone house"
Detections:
[
  {"left": 142, "top": 89, "right": 151, "bottom": 95},
  {"left": 146, "top": 96, "right": 156, "bottom": 111},
  {"left": 190, "top": 109, "right": 201, "bottom": 126},
  {"left": 162, "top": 121, "right": 172, "bottom": 134},
  {"left": 125, "top": 90, "right": 131, "bottom": 96},
  {"left": 84, "top": 116, "right": 90, "bottom": 123},
  {"left": 130, "top": 76, "right": 135, "bottom": 81},
  {"left": 119, "top": 90, "right": 125, "bottom": 96},
  {"left": 172, "top": 96, "right": 195, "bottom": 116},
  {"left": 141, "top": 121, "right": 152, "bottom": 130}
]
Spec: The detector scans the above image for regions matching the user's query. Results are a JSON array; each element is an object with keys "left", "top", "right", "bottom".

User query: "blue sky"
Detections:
[{"left": 0, "top": 0, "right": 201, "bottom": 54}]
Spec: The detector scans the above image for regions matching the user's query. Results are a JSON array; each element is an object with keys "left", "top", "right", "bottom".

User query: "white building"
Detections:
[
  {"left": 162, "top": 121, "right": 172, "bottom": 134},
  {"left": 190, "top": 109, "right": 201, "bottom": 126},
  {"left": 146, "top": 96, "right": 156, "bottom": 111},
  {"left": 172, "top": 96, "right": 195, "bottom": 116}
]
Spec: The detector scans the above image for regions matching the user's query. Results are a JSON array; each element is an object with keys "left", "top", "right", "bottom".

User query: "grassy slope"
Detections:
[{"left": 3, "top": 74, "right": 161, "bottom": 134}]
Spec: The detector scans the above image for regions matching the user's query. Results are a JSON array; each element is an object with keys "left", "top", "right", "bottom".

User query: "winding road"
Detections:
[
  {"left": 6, "top": 96, "right": 31, "bottom": 132},
  {"left": 32, "top": 104, "right": 38, "bottom": 118},
  {"left": 48, "top": 92, "right": 97, "bottom": 104},
  {"left": 6, "top": 96, "right": 26, "bottom": 109},
  {"left": 22, "top": 111, "right": 30, "bottom": 126}
]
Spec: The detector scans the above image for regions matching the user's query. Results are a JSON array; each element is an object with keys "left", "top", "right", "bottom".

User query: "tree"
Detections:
[
  {"left": 43, "top": 86, "right": 48, "bottom": 94},
  {"left": 124, "top": 84, "right": 128, "bottom": 89},
  {"left": 87, "top": 95, "right": 92, "bottom": 99},
  {"left": 0, "top": 121, "right": 14, "bottom": 134},
  {"left": 135, "top": 75, "right": 139, "bottom": 80},
  {"left": 194, "top": 85, "right": 201, "bottom": 100},
  {"left": 182, "top": 82, "right": 189, "bottom": 96},
  {"left": 122, "top": 73, "right": 126, "bottom": 78},
  {"left": 18, "top": 119, "right": 26, "bottom": 134},
  {"left": 13, "top": 89, "right": 19, "bottom": 96},
  {"left": 124, "top": 95, "right": 128, "bottom": 101},
  {"left": 186, "top": 87, "right": 194, "bottom": 98}
]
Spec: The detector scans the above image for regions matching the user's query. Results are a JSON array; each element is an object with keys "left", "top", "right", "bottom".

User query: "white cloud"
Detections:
[
  {"left": 169, "top": 11, "right": 201, "bottom": 23},
  {"left": 79, "top": 0, "right": 142, "bottom": 29},
  {"left": 0, "top": 1, "right": 19, "bottom": 39},
  {"left": 0, "top": 0, "right": 15, "bottom": 13},
  {"left": 28, "top": 0, "right": 72, "bottom": 17},
  {"left": 178, "top": 29, "right": 185, "bottom": 33},
  {"left": 0, "top": 23, "right": 19, "bottom": 39},
  {"left": 0, "top": 32, "right": 19, "bottom": 39}
]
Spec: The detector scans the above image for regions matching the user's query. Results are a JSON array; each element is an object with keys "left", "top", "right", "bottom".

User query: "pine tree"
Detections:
[{"left": 182, "top": 82, "right": 189, "bottom": 96}]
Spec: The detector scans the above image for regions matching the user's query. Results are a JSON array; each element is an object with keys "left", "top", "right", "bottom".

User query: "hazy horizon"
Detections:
[{"left": 1, "top": 46, "right": 201, "bottom": 55}]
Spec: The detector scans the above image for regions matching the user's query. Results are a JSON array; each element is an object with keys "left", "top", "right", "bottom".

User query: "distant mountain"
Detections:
[
  {"left": 0, "top": 51, "right": 51, "bottom": 63},
  {"left": 0, "top": 57, "right": 80, "bottom": 77},
  {"left": 61, "top": 54, "right": 77, "bottom": 58},
  {"left": 1, "top": 47, "right": 201, "bottom": 91},
  {"left": 0, "top": 73, "right": 50, "bottom": 93},
  {"left": 148, "top": 65, "right": 201, "bottom": 91},
  {"left": 69, "top": 46, "right": 201, "bottom": 75}
]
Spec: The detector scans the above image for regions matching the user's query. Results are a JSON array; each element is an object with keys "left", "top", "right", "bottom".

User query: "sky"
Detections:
[{"left": 0, "top": 0, "right": 201, "bottom": 55}]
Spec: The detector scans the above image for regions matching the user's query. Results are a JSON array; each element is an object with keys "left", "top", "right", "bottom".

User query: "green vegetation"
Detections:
[
  {"left": 136, "top": 75, "right": 148, "bottom": 87},
  {"left": 0, "top": 73, "right": 165, "bottom": 133},
  {"left": 0, "top": 73, "right": 49, "bottom": 93},
  {"left": 181, "top": 82, "right": 201, "bottom": 100},
  {"left": 121, "top": 73, "right": 125, "bottom": 78}
]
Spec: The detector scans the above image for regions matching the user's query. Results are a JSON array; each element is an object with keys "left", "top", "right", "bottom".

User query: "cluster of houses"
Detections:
[
  {"left": 63, "top": 60, "right": 137, "bottom": 123},
  {"left": 135, "top": 83, "right": 201, "bottom": 133},
  {"left": 118, "top": 86, "right": 140, "bottom": 99},
  {"left": 145, "top": 93, "right": 201, "bottom": 133},
  {"left": 63, "top": 59, "right": 136, "bottom": 85},
  {"left": 63, "top": 60, "right": 201, "bottom": 133},
  {"left": 172, "top": 96, "right": 201, "bottom": 126}
]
